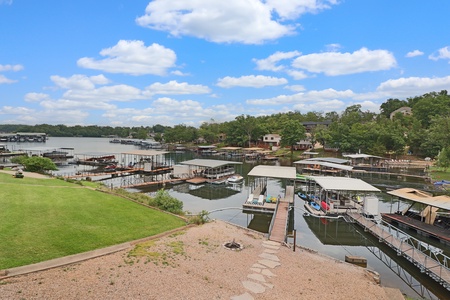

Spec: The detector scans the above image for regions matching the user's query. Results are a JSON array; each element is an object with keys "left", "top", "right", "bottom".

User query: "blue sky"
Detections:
[{"left": 1, "top": 0, "right": 450, "bottom": 127}]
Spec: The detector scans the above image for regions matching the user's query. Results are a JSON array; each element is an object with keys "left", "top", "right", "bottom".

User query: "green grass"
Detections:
[
  {"left": 0, "top": 173, "right": 186, "bottom": 269},
  {"left": 429, "top": 166, "right": 450, "bottom": 181}
]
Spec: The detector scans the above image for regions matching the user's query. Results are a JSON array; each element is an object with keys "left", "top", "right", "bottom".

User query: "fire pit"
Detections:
[{"left": 223, "top": 239, "right": 244, "bottom": 251}]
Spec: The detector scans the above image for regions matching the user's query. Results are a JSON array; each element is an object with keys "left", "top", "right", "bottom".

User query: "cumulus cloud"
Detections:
[
  {"left": 254, "top": 51, "right": 301, "bottom": 71},
  {"left": 406, "top": 50, "right": 424, "bottom": 58},
  {"left": 266, "top": 0, "right": 338, "bottom": 20},
  {"left": 292, "top": 47, "right": 397, "bottom": 76},
  {"left": 0, "top": 74, "right": 16, "bottom": 84},
  {"left": 136, "top": 0, "right": 295, "bottom": 44},
  {"left": 429, "top": 46, "right": 450, "bottom": 61},
  {"left": 376, "top": 75, "right": 450, "bottom": 97},
  {"left": 24, "top": 93, "right": 50, "bottom": 102},
  {"left": 145, "top": 80, "right": 211, "bottom": 95},
  {"left": 62, "top": 84, "right": 145, "bottom": 102},
  {"left": 247, "top": 88, "right": 355, "bottom": 105},
  {"left": 0, "top": 64, "right": 23, "bottom": 72},
  {"left": 51, "top": 74, "right": 110, "bottom": 90},
  {"left": 40, "top": 99, "right": 116, "bottom": 110},
  {"left": 77, "top": 40, "right": 177, "bottom": 75},
  {"left": 217, "top": 75, "right": 288, "bottom": 88}
]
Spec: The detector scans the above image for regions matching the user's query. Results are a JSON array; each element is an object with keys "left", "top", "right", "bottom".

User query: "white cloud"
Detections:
[
  {"left": 254, "top": 51, "right": 301, "bottom": 71},
  {"left": 247, "top": 88, "right": 355, "bottom": 105},
  {"left": 145, "top": 80, "right": 211, "bottom": 95},
  {"left": 292, "top": 47, "right": 397, "bottom": 76},
  {"left": 429, "top": 46, "right": 450, "bottom": 61},
  {"left": 217, "top": 75, "right": 288, "bottom": 88},
  {"left": 0, "top": 74, "right": 16, "bottom": 84},
  {"left": 376, "top": 75, "right": 450, "bottom": 97},
  {"left": 286, "top": 69, "right": 308, "bottom": 80},
  {"left": 136, "top": 0, "right": 295, "bottom": 44},
  {"left": 62, "top": 84, "right": 145, "bottom": 102},
  {"left": 0, "top": 106, "right": 34, "bottom": 115},
  {"left": 284, "top": 85, "right": 305, "bottom": 92},
  {"left": 406, "top": 50, "right": 424, "bottom": 58},
  {"left": 51, "top": 74, "right": 110, "bottom": 90},
  {"left": 0, "top": 64, "right": 23, "bottom": 72},
  {"left": 40, "top": 99, "right": 116, "bottom": 110},
  {"left": 325, "top": 43, "right": 342, "bottom": 52},
  {"left": 24, "top": 93, "right": 50, "bottom": 102},
  {"left": 77, "top": 40, "right": 177, "bottom": 75},
  {"left": 266, "top": 0, "right": 338, "bottom": 20}
]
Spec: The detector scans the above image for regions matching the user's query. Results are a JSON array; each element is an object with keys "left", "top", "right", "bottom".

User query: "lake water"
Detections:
[{"left": 5, "top": 137, "right": 449, "bottom": 299}]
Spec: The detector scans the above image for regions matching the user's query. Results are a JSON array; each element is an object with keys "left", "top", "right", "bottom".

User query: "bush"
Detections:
[{"left": 153, "top": 189, "right": 183, "bottom": 214}]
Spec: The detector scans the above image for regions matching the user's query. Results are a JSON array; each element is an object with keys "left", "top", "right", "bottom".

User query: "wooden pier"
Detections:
[
  {"left": 347, "top": 212, "right": 450, "bottom": 290},
  {"left": 268, "top": 186, "right": 295, "bottom": 243}
]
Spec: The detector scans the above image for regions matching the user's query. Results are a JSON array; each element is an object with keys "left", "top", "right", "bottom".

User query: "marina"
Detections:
[{"left": 1, "top": 137, "right": 449, "bottom": 298}]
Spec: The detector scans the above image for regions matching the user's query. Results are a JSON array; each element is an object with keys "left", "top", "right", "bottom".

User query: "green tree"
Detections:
[
  {"left": 11, "top": 156, "right": 58, "bottom": 173},
  {"left": 379, "top": 98, "right": 408, "bottom": 119},
  {"left": 280, "top": 120, "right": 306, "bottom": 157},
  {"left": 436, "top": 147, "right": 450, "bottom": 171}
]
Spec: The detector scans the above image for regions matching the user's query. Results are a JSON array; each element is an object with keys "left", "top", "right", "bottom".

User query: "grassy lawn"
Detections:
[
  {"left": 430, "top": 167, "right": 450, "bottom": 181},
  {"left": 0, "top": 173, "right": 186, "bottom": 269}
]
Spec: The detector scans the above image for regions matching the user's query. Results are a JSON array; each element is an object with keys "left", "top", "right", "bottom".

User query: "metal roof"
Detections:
[
  {"left": 342, "top": 153, "right": 384, "bottom": 159},
  {"left": 121, "top": 150, "right": 169, "bottom": 156},
  {"left": 304, "top": 157, "right": 349, "bottom": 164},
  {"left": 293, "top": 160, "right": 353, "bottom": 171},
  {"left": 247, "top": 165, "right": 297, "bottom": 179},
  {"left": 309, "top": 176, "right": 380, "bottom": 192},
  {"left": 180, "top": 159, "right": 242, "bottom": 168},
  {"left": 387, "top": 188, "right": 450, "bottom": 210}
]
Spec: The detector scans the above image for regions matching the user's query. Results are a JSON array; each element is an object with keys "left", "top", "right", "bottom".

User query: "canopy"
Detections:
[
  {"left": 181, "top": 159, "right": 241, "bottom": 168},
  {"left": 247, "top": 165, "right": 297, "bottom": 179},
  {"left": 309, "top": 176, "right": 380, "bottom": 192},
  {"left": 387, "top": 188, "right": 450, "bottom": 211}
]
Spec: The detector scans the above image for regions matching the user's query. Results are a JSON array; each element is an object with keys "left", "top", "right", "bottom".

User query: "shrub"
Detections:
[{"left": 153, "top": 189, "right": 183, "bottom": 214}]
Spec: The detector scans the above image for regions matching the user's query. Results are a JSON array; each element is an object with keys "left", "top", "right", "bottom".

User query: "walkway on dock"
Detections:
[
  {"left": 268, "top": 186, "right": 294, "bottom": 243},
  {"left": 347, "top": 212, "right": 450, "bottom": 290}
]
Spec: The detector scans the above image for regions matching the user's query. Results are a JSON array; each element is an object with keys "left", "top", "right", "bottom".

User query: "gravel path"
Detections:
[{"left": 0, "top": 220, "right": 404, "bottom": 299}]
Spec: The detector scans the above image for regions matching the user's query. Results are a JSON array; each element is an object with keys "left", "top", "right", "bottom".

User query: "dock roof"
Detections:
[
  {"left": 294, "top": 159, "right": 353, "bottom": 171},
  {"left": 121, "top": 150, "right": 169, "bottom": 156},
  {"left": 309, "top": 176, "right": 380, "bottom": 192},
  {"left": 247, "top": 165, "right": 297, "bottom": 179},
  {"left": 342, "top": 153, "right": 384, "bottom": 159},
  {"left": 387, "top": 188, "right": 450, "bottom": 210},
  {"left": 180, "top": 159, "right": 242, "bottom": 168},
  {"left": 302, "top": 157, "right": 349, "bottom": 164}
]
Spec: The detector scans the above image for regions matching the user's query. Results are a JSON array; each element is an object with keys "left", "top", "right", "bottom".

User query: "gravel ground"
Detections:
[{"left": 0, "top": 220, "right": 404, "bottom": 300}]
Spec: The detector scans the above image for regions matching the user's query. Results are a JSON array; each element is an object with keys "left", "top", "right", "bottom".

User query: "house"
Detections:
[
  {"left": 390, "top": 107, "right": 412, "bottom": 120},
  {"left": 262, "top": 134, "right": 281, "bottom": 147}
]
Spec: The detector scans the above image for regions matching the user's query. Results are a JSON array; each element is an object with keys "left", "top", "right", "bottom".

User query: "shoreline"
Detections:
[{"left": 0, "top": 220, "right": 405, "bottom": 299}]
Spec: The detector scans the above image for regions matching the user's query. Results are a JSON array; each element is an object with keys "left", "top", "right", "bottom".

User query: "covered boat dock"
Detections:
[
  {"left": 244, "top": 165, "right": 297, "bottom": 243},
  {"left": 382, "top": 188, "right": 450, "bottom": 246},
  {"left": 176, "top": 159, "right": 242, "bottom": 184},
  {"left": 301, "top": 176, "right": 380, "bottom": 216}
]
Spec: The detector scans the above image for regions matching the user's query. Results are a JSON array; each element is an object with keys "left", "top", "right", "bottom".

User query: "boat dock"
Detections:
[
  {"left": 268, "top": 185, "right": 295, "bottom": 243},
  {"left": 243, "top": 165, "right": 297, "bottom": 243},
  {"left": 347, "top": 212, "right": 450, "bottom": 290}
]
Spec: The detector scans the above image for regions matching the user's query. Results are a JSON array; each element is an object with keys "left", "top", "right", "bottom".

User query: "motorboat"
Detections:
[{"left": 227, "top": 175, "right": 244, "bottom": 184}]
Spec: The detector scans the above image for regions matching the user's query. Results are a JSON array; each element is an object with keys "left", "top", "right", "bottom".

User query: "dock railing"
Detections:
[
  {"left": 347, "top": 210, "right": 450, "bottom": 290},
  {"left": 267, "top": 199, "right": 280, "bottom": 239}
]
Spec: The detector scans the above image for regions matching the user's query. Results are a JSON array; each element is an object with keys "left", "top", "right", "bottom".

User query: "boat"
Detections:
[
  {"left": 227, "top": 175, "right": 244, "bottom": 184},
  {"left": 297, "top": 192, "right": 308, "bottom": 201},
  {"left": 309, "top": 201, "right": 321, "bottom": 211},
  {"left": 321, "top": 200, "right": 330, "bottom": 211},
  {"left": 381, "top": 188, "right": 450, "bottom": 246}
]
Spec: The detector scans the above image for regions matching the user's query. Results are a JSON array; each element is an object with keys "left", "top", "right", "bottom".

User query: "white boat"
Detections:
[{"left": 227, "top": 175, "right": 244, "bottom": 184}]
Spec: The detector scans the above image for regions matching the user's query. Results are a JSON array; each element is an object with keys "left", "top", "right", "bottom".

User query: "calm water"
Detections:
[{"left": 6, "top": 137, "right": 449, "bottom": 299}]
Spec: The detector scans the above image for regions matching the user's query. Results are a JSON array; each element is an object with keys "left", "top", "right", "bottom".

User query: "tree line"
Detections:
[{"left": 2, "top": 90, "right": 450, "bottom": 160}]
